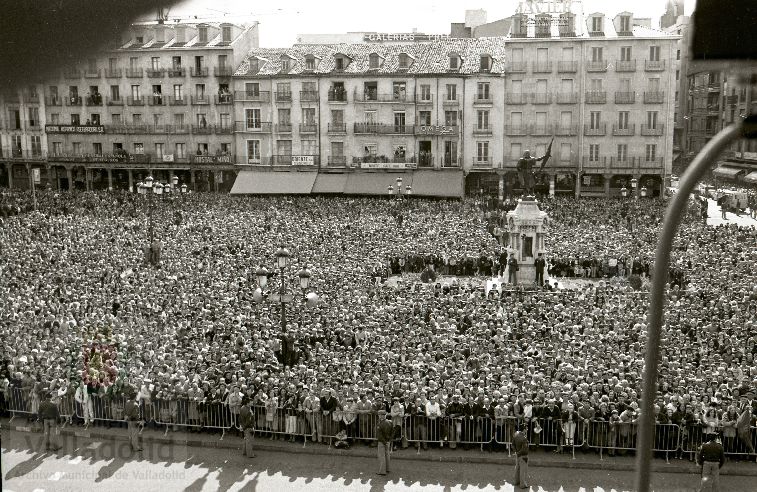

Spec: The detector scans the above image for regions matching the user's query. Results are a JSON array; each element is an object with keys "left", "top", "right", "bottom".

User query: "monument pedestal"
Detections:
[{"left": 506, "top": 195, "right": 548, "bottom": 286}]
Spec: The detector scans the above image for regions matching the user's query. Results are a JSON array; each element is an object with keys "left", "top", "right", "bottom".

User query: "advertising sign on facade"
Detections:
[
  {"left": 162, "top": 154, "right": 175, "bottom": 162},
  {"left": 360, "top": 162, "right": 407, "bottom": 169},
  {"left": 364, "top": 33, "right": 450, "bottom": 43},
  {"left": 45, "top": 125, "right": 105, "bottom": 134},
  {"left": 292, "top": 155, "right": 315, "bottom": 165},
  {"left": 416, "top": 125, "right": 458, "bottom": 136}
]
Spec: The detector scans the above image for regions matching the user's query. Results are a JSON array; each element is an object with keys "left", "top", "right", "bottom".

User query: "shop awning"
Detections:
[
  {"left": 410, "top": 170, "right": 464, "bottom": 198},
  {"left": 312, "top": 173, "right": 348, "bottom": 193},
  {"left": 343, "top": 171, "right": 414, "bottom": 195},
  {"left": 712, "top": 165, "right": 745, "bottom": 180},
  {"left": 743, "top": 171, "right": 757, "bottom": 183},
  {"left": 230, "top": 171, "right": 317, "bottom": 194}
]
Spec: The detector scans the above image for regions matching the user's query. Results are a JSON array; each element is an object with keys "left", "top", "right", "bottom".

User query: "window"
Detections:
[
  {"left": 399, "top": 53, "right": 410, "bottom": 69},
  {"left": 134, "top": 143, "right": 144, "bottom": 154},
  {"left": 132, "top": 113, "right": 142, "bottom": 124},
  {"left": 617, "top": 144, "right": 628, "bottom": 161},
  {"left": 246, "top": 140, "right": 261, "bottom": 162},
  {"left": 194, "top": 56, "right": 204, "bottom": 70},
  {"left": 591, "top": 47, "right": 603, "bottom": 62},
  {"left": 589, "top": 144, "right": 600, "bottom": 161},
  {"left": 52, "top": 142, "right": 62, "bottom": 155},
  {"left": 364, "top": 144, "right": 377, "bottom": 157},
  {"left": 420, "top": 84, "right": 431, "bottom": 101},
  {"left": 129, "top": 57, "right": 138, "bottom": 70},
  {"left": 151, "top": 57, "right": 160, "bottom": 70},
  {"left": 31, "top": 136, "right": 42, "bottom": 156},
  {"left": 511, "top": 143, "right": 522, "bottom": 160},
  {"left": 393, "top": 82, "right": 407, "bottom": 101},
  {"left": 562, "top": 47, "right": 574, "bottom": 60},
  {"left": 175, "top": 143, "right": 186, "bottom": 158},
  {"left": 480, "top": 55, "right": 491, "bottom": 72},
  {"left": 331, "top": 141, "right": 344, "bottom": 157},
  {"left": 29, "top": 107, "right": 39, "bottom": 127},
  {"left": 676, "top": 49, "right": 681, "bottom": 60},
  {"left": 277, "top": 82, "right": 291, "bottom": 97},
  {"left": 196, "top": 113, "right": 208, "bottom": 128},
  {"left": 331, "top": 109, "right": 344, "bottom": 125},
  {"left": 393, "top": 111, "right": 406, "bottom": 130},
  {"left": 446, "top": 84, "right": 457, "bottom": 101},
  {"left": 649, "top": 46, "right": 660, "bottom": 61},
  {"left": 219, "top": 113, "right": 230, "bottom": 129},
  {"left": 647, "top": 111, "right": 658, "bottom": 129},
  {"left": 449, "top": 55, "right": 459, "bottom": 70},
  {"left": 245, "top": 108, "right": 261, "bottom": 129},
  {"left": 444, "top": 110, "right": 457, "bottom": 126},
  {"left": 363, "top": 82, "right": 377, "bottom": 100},
  {"left": 645, "top": 144, "right": 657, "bottom": 161},
  {"left": 618, "top": 111, "right": 629, "bottom": 129},
  {"left": 131, "top": 85, "right": 140, "bottom": 98},
  {"left": 536, "top": 79, "right": 548, "bottom": 94},
  {"left": 511, "top": 79, "right": 523, "bottom": 93},
  {"left": 419, "top": 111, "right": 431, "bottom": 126},
  {"left": 245, "top": 82, "right": 260, "bottom": 96},
  {"left": 222, "top": 26, "right": 232, "bottom": 43},
  {"left": 195, "top": 84, "right": 205, "bottom": 97},
  {"left": 364, "top": 110, "right": 377, "bottom": 124},
  {"left": 511, "top": 111, "right": 523, "bottom": 128},
  {"left": 71, "top": 114, "right": 80, "bottom": 125},
  {"left": 112, "top": 114, "right": 122, "bottom": 124},
  {"left": 477, "top": 110, "right": 489, "bottom": 130},
  {"left": 302, "top": 139, "right": 317, "bottom": 155},
  {"left": 196, "top": 143, "right": 208, "bottom": 155},
  {"left": 218, "top": 55, "right": 228, "bottom": 70},
  {"left": 560, "top": 111, "right": 572, "bottom": 129},
  {"left": 72, "top": 142, "right": 81, "bottom": 155},
  {"left": 477, "top": 142, "right": 489, "bottom": 161},
  {"left": 591, "top": 16, "right": 603, "bottom": 32},
  {"left": 198, "top": 26, "right": 208, "bottom": 43},
  {"left": 477, "top": 82, "right": 490, "bottom": 100},
  {"left": 369, "top": 53, "right": 380, "bottom": 69},
  {"left": 278, "top": 108, "right": 291, "bottom": 125},
  {"left": 620, "top": 46, "right": 632, "bottom": 61},
  {"left": 110, "top": 85, "right": 120, "bottom": 100},
  {"left": 173, "top": 113, "right": 184, "bottom": 126},
  {"left": 590, "top": 79, "right": 603, "bottom": 91},
  {"left": 560, "top": 143, "right": 571, "bottom": 161},
  {"left": 619, "top": 15, "right": 631, "bottom": 33},
  {"left": 649, "top": 77, "right": 660, "bottom": 92},
  {"left": 676, "top": 69, "right": 680, "bottom": 81},
  {"left": 173, "top": 84, "right": 183, "bottom": 99},
  {"left": 335, "top": 57, "right": 344, "bottom": 70},
  {"left": 281, "top": 57, "right": 290, "bottom": 72},
  {"left": 590, "top": 111, "right": 601, "bottom": 129},
  {"left": 155, "top": 143, "right": 164, "bottom": 157},
  {"left": 109, "top": 58, "right": 117, "bottom": 70},
  {"left": 172, "top": 56, "right": 182, "bottom": 69},
  {"left": 277, "top": 140, "right": 292, "bottom": 156},
  {"left": 50, "top": 113, "right": 60, "bottom": 124},
  {"left": 302, "top": 108, "right": 316, "bottom": 125}
]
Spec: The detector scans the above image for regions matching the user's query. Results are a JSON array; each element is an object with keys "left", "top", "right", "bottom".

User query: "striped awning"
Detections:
[
  {"left": 410, "top": 170, "right": 464, "bottom": 198},
  {"left": 344, "top": 171, "right": 414, "bottom": 195},
  {"left": 230, "top": 171, "right": 317, "bottom": 194},
  {"left": 312, "top": 173, "right": 349, "bottom": 193},
  {"left": 712, "top": 165, "right": 745, "bottom": 180},
  {"left": 743, "top": 171, "right": 757, "bottom": 183}
]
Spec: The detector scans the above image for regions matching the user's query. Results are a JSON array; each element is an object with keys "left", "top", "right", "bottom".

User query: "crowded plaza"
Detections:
[{"left": 1, "top": 187, "right": 757, "bottom": 465}]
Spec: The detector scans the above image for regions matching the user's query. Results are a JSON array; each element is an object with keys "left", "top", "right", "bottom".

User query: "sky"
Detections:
[{"left": 155, "top": 0, "right": 698, "bottom": 47}]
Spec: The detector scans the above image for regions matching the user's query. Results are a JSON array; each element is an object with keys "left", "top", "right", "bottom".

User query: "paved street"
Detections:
[
  {"left": 706, "top": 198, "right": 757, "bottom": 227},
  {"left": 2, "top": 429, "right": 757, "bottom": 492}
]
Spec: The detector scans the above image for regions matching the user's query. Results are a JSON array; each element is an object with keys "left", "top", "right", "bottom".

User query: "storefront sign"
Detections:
[
  {"left": 516, "top": 0, "right": 573, "bottom": 14},
  {"left": 191, "top": 155, "right": 232, "bottom": 164},
  {"left": 292, "top": 155, "right": 315, "bottom": 166},
  {"left": 364, "top": 33, "right": 450, "bottom": 43},
  {"left": 162, "top": 154, "right": 175, "bottom": 162},
  {"left": 45, "top": 124, "right": 105, "bottom": 134},
  {"left": 416, "top": 125, "right": 457, "bottom": 136},
  {"left": 360, "top": 162, "right": 407, "bottom": 169}
]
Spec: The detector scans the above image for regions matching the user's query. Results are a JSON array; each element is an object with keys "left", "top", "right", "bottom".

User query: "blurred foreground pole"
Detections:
[{"left": 634, "top": 118, "right": 755, "bottom": 492}]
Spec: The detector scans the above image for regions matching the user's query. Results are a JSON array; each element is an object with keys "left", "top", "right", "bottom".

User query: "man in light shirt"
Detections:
[{"left": 426, "top": 394, "right": 443, "bottom": 447}]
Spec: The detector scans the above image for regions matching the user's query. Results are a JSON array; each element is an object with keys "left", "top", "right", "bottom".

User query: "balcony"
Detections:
[
  {"left": 125, "top": 68, "right": 143, "bottom": 78},
  {"left": 191, "top": 124, "right": 215, "bottom": 135},
  {"left": 638, "top": 157, "right": 665, "bottom": 169},
  {"left": 472, "top": 157, "right": 493, "bottom": 168},
  {"left": 584, "top": 123, "right": 607, "bottom": 136},
  {"left": 532, "top": 61, "right": 553, "bottom": 73},
  {"left": 473, "top": 94, "right": 493, "bottom": 105},
  {"left": 643, "top": 91, "right": 665, "bottom": 104},
  {"left": 557, "top": 60, "right": 578, "bottom": 73},
  {"left": 554, "top": 125, "right": 577, "bottom": 136},
  {"left": 167, "top": 67, "right": 186, "bottom": 77},
  {"left": 104, "top": 69, "right": 122, "bottom": 78},
  {"left": 585, "top": 91, "right": 607, "bottom": 104},
  {"left": 83, "top": 95, "right": 102, "bottom": 106},
  {"left": 472, "top": 126, "right": 493, "bottom": 136},
  {"left": 328, "top": 123, "right": 347, "bottom": 134},
  {"left": 353, "top": 156, "right": 416, "bottom": 167},
  {"left": 189, "top": 154, "right": 233, "bottom": 164},
  {"left": 442, "top": 97, "right": 459, "bottom": 106},
  {"left": 707, "top": 82, "right": 721, "bottom": 91},
  {"left": 531, "top": 93, "right": 552, "bottom": 104},
  {"left": 66, "top": 96, "right": 83, "bottom": 106},
  {"left": 531, "top": 124, "right": 552, "bottom": 136},
  {"left": 506, "top": 93, "right": 528, "bottom": 105},
  {"left": 84, "top": 69, "right": 101, "bottom": 78},
  {"left": 64, "top": 69, "right": 80, "bottom": 79},
  {"left": 615, "top": 59, "right": 636, "bottom": 72},
  {"left": 612, "top": 124, "right": 636, "bottom": 136},
  {"left": 146, "top": 68, "right": 165, "bottom": 78},
  {"left": 214, "top": 66, "right": 233, "bottom": 77},
  {"left": 416, "top": 95, "right": 433, "bottom": 105},
  {"left": 507, "top": 61, "right": 527, "bottom": 72},
  {"left": 126, "top": 96, "right": 144, "bottom": 106},
  {"left": 215, "top": 94, "right": 234, "bottom": 105},
  {"left": 615, "top": 91, "right": 636, "bottom": 104},
  {"left": 275, "top": 92, "right": 293, "bottom": 102},
  {"left": 327, "top": 156, "right": 347, "bottom": 166},
  {"left": 418, "top": 153, "right": 434, "bottom": 167},
  {"left": 327, "top": 90, "right": 347, "bottom": 102},
  {"left": 353, "top": 123, "right": 413, "bottom": 134},
  {"left": 556, "top": 92, "right": 578, "bottom": 104},
  {"left": 442, "top": 156, "right": 459, "bottom": 168},
  {"left": 299, "top": 123, "right": 317, "bottom": 134},
  {"left": 234, "top": 90, "right": 271, "bottom": 102},
  {"left": 191, "top": 95, "right": 210, "bottom": 105},
  {"left": 191, "top": 67, "right": 209, "bottom": 77},
  {"left": 586, "top": 60, "right": 608, "bottom": 72},
  {"left": 355, "top": 91, "right": 414, "bottom": 103},
  {"left": 234, "top": 121, "right": 273, "bottom": 133},
  {"left": 147, "top": 95, "right": 166, "bottom": 106},
  {"left": 300, "top": 91, "right": 318, "bottom": 102},
  {"left": 275, "top": 123, "right": 293, "bottom": 133},
  {"left": 641, "top": 124, "right": 664, "bottom": 136},
  {"left": 168, "top": 96, "right": 187, "bottom": 106},
  {"left": 45, "top": 96, "right": 62, "bottom": 106},
  {"left": 645, "top": 60, "right": 665, "bottom": 71},
  {"left": 216, "top": 125, "right": 233, "bottom": 135},
  {"left": 582, "top": 157, "right": 609, "bottom": 173},
  {"left": 505, "top": 125, "right": 529, "bottom": 136}
]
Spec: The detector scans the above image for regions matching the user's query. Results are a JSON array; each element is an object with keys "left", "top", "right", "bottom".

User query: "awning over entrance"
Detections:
[
  {"left": 343, "top": 171, "right": 414, "bottom": 195},
  {"left": 411, "top": 170, "right": 464, "bottom": 198},
  {"left": 743, "top": 171, "right": 757, "bottom": 183},
  {"left": 312, "top": 173, "right": 348, "bottom": 193},
  {"left": 230, "top": 171, "right": 317, "bottom": 194},
  {"left": 712, "top": 165, "right": 746, "bottom": 180}
]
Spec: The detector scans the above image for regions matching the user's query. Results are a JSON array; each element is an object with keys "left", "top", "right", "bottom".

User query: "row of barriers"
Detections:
[{"left": 4, "top": 388, "right": 757, "bottom": 460}]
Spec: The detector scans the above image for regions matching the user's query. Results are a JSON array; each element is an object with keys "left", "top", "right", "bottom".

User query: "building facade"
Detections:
[
  {"left": 0, "top": 20, "right": 258, "bottom": 191},
  {"left": 232, "top": 7, "right": 678, "bottom": 198}
]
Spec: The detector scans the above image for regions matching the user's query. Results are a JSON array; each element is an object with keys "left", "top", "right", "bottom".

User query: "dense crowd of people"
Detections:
[{"left": 1, "top": 189, "right": 756, "bottom": 461}]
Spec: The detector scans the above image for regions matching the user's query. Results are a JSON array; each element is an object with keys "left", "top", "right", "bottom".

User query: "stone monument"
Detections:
[{"left": 506, "top": 196, "right": 548, "bottom": 285}]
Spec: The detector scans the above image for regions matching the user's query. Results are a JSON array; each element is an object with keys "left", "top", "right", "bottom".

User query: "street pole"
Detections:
[
  {"left": 148, "top": 190, "right": 154, "bottom": 245},
  {"left": 31, "top": 171, "right": 37, "bottom": 211},
  {"left": 280, "top": 266, "right": 287, "bottom": 333}
]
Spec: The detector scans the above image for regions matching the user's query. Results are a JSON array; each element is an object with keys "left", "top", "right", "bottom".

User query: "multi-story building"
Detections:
[
  {"left": 231, "top": 5, "right": 678, "bottom": 198},
  {"left": 0, "top": 20, "right": 258, "bottom": 191},
  {"left": 661, "top": 2, "right": 689, "bottom": 167}
]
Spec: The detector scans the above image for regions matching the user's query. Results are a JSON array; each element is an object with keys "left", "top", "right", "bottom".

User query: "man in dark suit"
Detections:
[
  {"left": 508, "top": 254, "right": 519, "bottom": 286},
  {"left": 534, "top": 252, "right": 546, "bottom": 287},
  {"left": 124, "top": 394, "right": 143, "bottom": 452},
  {"left": 513, "top": 425, "right": 530, "bottom": 489},
  {"left": 498, "top": 248, "right": 509, "bottom": 277},
  {"left": 697, "top": 432, "right": 725, "bottom": 490},
  {"left": 39, "top": 392, "right": 62, "bottom": 452},
  {"left": 376, "top": 409, "right": 393, "bottom": 475}
]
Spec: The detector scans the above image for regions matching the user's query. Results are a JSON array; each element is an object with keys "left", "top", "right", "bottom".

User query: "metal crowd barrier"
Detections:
[{"left": 6, "top": 386, "right": 35, "bottom": 421}]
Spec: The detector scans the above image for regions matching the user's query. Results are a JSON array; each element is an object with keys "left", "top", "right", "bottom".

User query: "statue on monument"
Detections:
[{"left": 516, "top": 138, "right": 554, "bottom": 196}]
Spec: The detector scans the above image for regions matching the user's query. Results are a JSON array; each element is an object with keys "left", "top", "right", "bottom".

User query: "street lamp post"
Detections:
[
  {"left": 630, "top": 177, "right": 638, "bottom": 200},
  {"left": 620, "top": 186, "right": 629, "bottom": 198},
  {"left": 640, "top": 186, "right": 648, "bottom": 198}
]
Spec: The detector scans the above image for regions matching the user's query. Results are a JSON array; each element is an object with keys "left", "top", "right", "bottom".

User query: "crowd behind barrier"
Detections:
[{"left": 1, "top": 190, "right": 757, "bottom": 465}]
